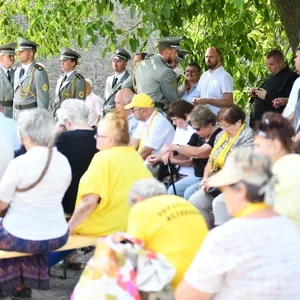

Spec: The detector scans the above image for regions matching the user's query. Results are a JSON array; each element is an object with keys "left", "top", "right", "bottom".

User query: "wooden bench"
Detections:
[{"left": 0, "top": 235, "right": 99, "bottom": 278}]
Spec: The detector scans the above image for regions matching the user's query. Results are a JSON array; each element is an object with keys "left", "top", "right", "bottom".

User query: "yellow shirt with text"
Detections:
[
  {"left": 74, "top": 146, "right": 152, "bottom": 236},
  {"left": 127, "top": 195, "right": 208, "bottom": 288}
]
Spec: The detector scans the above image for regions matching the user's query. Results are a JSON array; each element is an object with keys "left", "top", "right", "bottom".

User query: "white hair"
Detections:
[
  {"left": 18, "top": 108, "right": 56, "bottom": 146},
  {"left": 85, "top": 78, "right": 93, "bottom": 89},
  {"left": 60, "top": 99, "right": 89, "bottom": 124},
  {"left": 128, "top": 178, "right": 167, "bottom": 206}
]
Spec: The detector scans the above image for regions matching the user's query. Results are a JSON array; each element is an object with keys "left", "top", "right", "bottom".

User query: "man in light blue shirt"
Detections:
[
  {"left": 0, "top": 104, "right": 20, "bottom": 150},
  {"left": 179, "top": 63, "right": 201, "bottom": 103}
]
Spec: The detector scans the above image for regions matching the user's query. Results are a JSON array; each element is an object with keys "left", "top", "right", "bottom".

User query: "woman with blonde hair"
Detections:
[{"left": 68, "top": 110, "right": 152, "bottom": 237}]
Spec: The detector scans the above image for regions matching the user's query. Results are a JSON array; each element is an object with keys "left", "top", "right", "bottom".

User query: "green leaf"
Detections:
[
  {"left": 234, "top": 21, "right": 246, "bottom": 35},
  {"left": 234, "top": 0, "right": 244, "bottom": 8},
  {"left": 130, "top": 5, "right": 136, "bottom": 19},
  {"left": 129, "top": 38, "right": 138, "bottom": 52}
]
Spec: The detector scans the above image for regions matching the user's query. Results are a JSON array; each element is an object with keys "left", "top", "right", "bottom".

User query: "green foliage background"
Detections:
[{"left": 0, "top": 0, "right": 293, "bottom": 110}]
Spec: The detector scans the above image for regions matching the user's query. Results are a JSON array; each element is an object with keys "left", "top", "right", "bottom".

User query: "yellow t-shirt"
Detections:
[
  {"left": 127, "top": 195, "right": 208, "bottom": 288},
  {"left": 74, "top": 146, "right": 152, "bottom": 236},
  {"left": 273, "top": 154, "right": 300, "bottom": 230}
]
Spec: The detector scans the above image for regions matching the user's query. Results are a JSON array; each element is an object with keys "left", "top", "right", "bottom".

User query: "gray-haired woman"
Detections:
[
  {"left": 176, "top": 148, "right": 300, "bottom": 300},
  {"left": 0, "top": 108, "right": 71, "bottom": 298},
  {"left": 55, "top": 99, "right": 98, "bottom": 215}
]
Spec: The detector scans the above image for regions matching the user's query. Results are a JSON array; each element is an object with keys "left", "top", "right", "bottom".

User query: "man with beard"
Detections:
[
  {"left": 193, "top": 47, "right": 233, "bottom": 115},
  {"left": 133, "top": 37, "right": 181, "bottom": 112},
  {"left": 249, "top": 50, "right": 297, "bottom": 127}
]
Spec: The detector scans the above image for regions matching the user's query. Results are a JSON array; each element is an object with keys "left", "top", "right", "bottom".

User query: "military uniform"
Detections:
[
  {"left": 13, "top": 38, "right": 49, "bottom": 120},
  {"left": 0, "top": 42, "right": 16, "bottom": 118},
  {"left": 102, "top": 48, "right": 131, "bottom": 116},
  {"left": 52, "top": 48, "right": 86, "bottom": 116},
  {"left": 133, "top": 37, "right": 182, "bottom": 111}
]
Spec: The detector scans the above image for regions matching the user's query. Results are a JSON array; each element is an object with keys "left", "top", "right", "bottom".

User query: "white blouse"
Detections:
[{"left": 0, "top": 146, "right": 71, "bottom": 240}]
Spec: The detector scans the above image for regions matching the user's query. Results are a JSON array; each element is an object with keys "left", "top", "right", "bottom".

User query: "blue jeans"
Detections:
[{"left": 168, "top": 174, "right": 201, "bottom": 199}]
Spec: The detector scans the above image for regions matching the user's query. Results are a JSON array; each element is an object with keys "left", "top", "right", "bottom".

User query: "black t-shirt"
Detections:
[
  {"left": 55, "top": 129, "right": 98, "bottom": 214},
  {"left": 187, "top": 127, "right": 222, "bottom": 177}
]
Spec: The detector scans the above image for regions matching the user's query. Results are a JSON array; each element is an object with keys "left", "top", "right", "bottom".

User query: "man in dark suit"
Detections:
[
  {"left": 0, "top": 42, "right": 16, "bottom": 118},
  {"left": 102, "top": 48, "right": 131, "bottom": 116}
]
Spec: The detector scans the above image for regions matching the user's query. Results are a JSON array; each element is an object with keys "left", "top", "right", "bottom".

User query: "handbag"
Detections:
[
  {"left": 70, "top": 233, "right": 176, "bottom": 300},
  {"left": 206, "top": 171, "right": 221, "bottom": 198}
]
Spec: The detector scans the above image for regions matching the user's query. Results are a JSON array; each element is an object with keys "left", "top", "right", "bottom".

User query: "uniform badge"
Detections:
[
  {"left": 79, "top": 91, "right": 84, "bottom": 98},
  {"left": 42, "top": 84, "right": 49, "bottom": 91}
]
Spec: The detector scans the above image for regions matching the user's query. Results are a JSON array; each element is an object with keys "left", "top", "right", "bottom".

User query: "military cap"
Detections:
[
  {"left": 135, "top": 52, "right": 148, "bottom": 57},
  {"left": 60, "top": 47, "right": 81, "bottom": 61},
  {"left": 112, "top": 48, "right": 131, "bottom": 61},
  {"left": 157, "top": 37, "right": 182, "bottom": 49},
  {"left": 17, "top": 37, "right": 39, "bottom": 51},
  {"left": 0, "top": 42, "right": 17, "bottom": 55},
  {"left": 176, "top": 48, "right": 189, "bottom": 62}
]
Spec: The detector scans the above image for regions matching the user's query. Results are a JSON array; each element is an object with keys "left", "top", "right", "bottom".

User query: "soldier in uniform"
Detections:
[
  {"left": 132, "top": 37, "right": 182, "bottom": 111},
  {"left": 102, "top": 48, "right": 131, "bottom": 116},
  {"left": 52, "top": 47, "right": 86, "bottom": 116},
  {"left": 13, "top": 38, "right": 49, "bottom": 120},
  {"left": 0, "top": 42, "right": 16, "bottom": 118}
]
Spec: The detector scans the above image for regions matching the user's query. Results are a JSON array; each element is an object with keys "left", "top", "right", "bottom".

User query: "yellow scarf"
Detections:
[
  {"left": 234, "top": 202, "right": 270, "bottom": 218},
  {"left": 209, "top": 123, "right": 246, "bottom": 172},
  {"left": 138, "top": 109, "right": 158, "bottom": 151}
]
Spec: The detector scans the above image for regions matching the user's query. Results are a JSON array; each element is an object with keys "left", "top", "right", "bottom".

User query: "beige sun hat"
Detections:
[{"left": 207, "top": 147, "right": 274, "bottom": 188}]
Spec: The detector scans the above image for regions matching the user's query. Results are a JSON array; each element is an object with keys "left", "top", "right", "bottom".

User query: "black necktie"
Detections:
[
  {"left": 112, "top": 77, "right": 118, "bottom": 88},
  {"left": 60, "top": 75, "right": 67, "bottom": 89},
  {"left": 7, "top": 70, "right": 11, "bottom": 82},
  {"left": 19, "top": 68, "right": 25, "bottom": 78}
]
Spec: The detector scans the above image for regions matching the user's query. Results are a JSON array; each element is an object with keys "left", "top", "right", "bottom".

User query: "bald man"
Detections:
[
  {"left": 193, "top": 47, "right": 233, "bottom": 115},
  {"left": 115, "top": 88, "right": 138, "bottom": 136}
]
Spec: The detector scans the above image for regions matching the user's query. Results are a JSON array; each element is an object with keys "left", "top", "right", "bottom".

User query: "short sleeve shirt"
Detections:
[
  {"left": 133, "top": 110, "right": 175, "bottom": 154},
  {"left": 184, "top": 216, "right": 300, "bottom": 299},
  {"left": 196, "top": 66, "right": 234, "bottom": 115}
]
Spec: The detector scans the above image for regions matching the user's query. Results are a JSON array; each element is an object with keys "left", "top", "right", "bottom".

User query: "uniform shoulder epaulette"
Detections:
[
  {"left": 75, "top": 73, "right": 84, "bottom": 79},
  {"left": 34, "top": 63, "right": 44, "bottom": 71}
]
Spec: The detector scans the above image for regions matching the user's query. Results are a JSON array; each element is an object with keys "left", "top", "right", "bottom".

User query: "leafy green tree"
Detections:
[{"left": 0, "top": 0, "right": 297, "bottom": 108}]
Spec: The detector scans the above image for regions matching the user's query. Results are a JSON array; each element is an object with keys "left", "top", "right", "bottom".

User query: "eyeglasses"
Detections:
[
  {"left": 131, "top": 108, "right": 143, "bottom": 113},
  {"left": 256, "top": 130, "right": 273, "bottom": 140},
  {"left": 192, "top": 127, "right": 201, "bottom": 131}
]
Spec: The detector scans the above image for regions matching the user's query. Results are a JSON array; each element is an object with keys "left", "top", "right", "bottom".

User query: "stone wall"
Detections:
[{"left": 36, "top": 7, "right": 158, "bottom": 105}]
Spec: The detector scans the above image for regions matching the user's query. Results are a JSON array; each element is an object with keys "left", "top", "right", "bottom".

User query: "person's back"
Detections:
[
  {"left": 0, "top": 146, "right": 71, "bottom": 240},
  {"left": 127, "top": 194, "right": 208, "bottom": 288},
  {"left": 192, "top": 216, "right": 300, "bottom": 299},
  {"left": 273, "top": 153, "right": 300, "bottom": 230},
  {"left": 74, "top": 146, "right": 152, "bottom": 236},
  {"left": 135, "top": 55, "right": 178, "bottom": 109},
  {"left": 56, "top": 129, "right": 98, "bottom": 214}
]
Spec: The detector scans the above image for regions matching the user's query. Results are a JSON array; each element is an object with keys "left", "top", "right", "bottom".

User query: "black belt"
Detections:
[
  {"left": 0, "top": 101, "right": 13, "bottom": 107},
  {"left": 14, "top": 102, "right": 38, "bottom": 110}
]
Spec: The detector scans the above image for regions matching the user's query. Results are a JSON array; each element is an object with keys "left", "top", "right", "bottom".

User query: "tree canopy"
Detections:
[{"left": 0, "top": 0, "right": 298, "bottom": 108}]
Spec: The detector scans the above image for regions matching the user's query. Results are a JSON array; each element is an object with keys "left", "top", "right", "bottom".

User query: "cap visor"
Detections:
[
  {"left": 124, "top": 102, "right": 135, "bottom": 110},
  {"left": 207, "top": 169, "right": 240, "bottom": 188}
]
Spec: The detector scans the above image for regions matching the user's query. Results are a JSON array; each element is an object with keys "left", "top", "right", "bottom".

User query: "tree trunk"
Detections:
[{"left": 274, "top": 0, "right": 300, "bottom": 52}]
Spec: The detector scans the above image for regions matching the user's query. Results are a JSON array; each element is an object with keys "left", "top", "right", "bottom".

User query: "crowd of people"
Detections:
[{"left": 1, "top": 35, "right": 300, "bottom": 299}]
